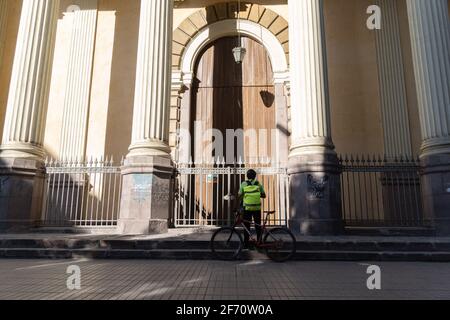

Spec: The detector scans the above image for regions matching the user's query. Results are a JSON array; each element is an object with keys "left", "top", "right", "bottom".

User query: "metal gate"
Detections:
[
  {"left": 172, "top": 163, "right": 289, "bottom": 227},
  {"left": 41, "top": 158, "right": 123, "bottom": 227}
]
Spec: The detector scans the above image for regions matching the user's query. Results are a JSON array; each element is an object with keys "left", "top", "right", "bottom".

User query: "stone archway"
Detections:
[
  {"left": 172, "top": 2, "right": 289, "bottom": 71},
  {"left": 170, "top": 2, "right": 290, "bottom": 166}
]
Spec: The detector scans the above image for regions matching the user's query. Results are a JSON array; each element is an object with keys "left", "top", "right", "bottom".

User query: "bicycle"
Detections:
[{"left": 211, "top": 208, "right": 297, "bottom": 262}]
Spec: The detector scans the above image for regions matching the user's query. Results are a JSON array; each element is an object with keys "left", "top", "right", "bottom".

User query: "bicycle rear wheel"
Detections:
[
  {"left": 264, "top": 228, "right": 296, "bottom": 262},
  {"left": 211, "top": 227, "right": 243, "bottom": 261}
]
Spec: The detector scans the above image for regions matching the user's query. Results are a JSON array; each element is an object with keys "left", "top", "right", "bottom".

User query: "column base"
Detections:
[
  {"left": 288, "top": 152, "right": 344, "bottom": 236},
  {"left": 420, "top": 152, "right": 450, "bottom": 236},
  {"left": 0, "top": 158, "right": 45, "bottom": 232},
  {"left": 117, "top": 155, "right": 173, "bottom": 235}
]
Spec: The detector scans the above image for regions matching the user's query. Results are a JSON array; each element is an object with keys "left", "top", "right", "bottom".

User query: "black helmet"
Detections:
[{"left": 247, "top": 169, "right": 257, "bottom": 180}]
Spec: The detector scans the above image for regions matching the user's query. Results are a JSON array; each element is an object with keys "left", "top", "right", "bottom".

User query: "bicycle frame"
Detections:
[{"left": 232, "top": 211, "right": 274, "bottom": 248}]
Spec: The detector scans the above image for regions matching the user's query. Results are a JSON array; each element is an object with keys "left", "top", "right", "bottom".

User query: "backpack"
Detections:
[{"left": 243, "top": 180, "right": 262, "bottom": 208}]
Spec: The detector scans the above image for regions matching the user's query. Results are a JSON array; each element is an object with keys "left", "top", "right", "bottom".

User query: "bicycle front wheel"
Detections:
[
  {"left": 264, "top": 228, "right": 296, "bottom": 262},
  {"left": 211, "top": 227, "right": 243, "bottom": 261}
]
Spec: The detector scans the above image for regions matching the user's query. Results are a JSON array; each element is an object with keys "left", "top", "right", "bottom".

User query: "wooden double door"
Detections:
[{"left": 192, "top": 36, "right": 275, "bottom": 164}]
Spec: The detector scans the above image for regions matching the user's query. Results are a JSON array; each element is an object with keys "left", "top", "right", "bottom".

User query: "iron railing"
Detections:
[
  {"left": 339, "top": 155, "right": 431, "bottom": 228},
  {"left": 41, "top": 158, "right": 123, "bottom": 227},
  {"left": 173, "top": 162, "right": 289, "bottom": 227}
]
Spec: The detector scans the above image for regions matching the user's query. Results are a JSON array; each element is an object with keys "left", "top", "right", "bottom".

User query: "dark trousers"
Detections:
[{"left": 243, "top": 210, "right": 262, "bottom": 246}]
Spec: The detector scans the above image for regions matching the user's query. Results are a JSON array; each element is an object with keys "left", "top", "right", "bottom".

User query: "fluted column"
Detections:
[
  {"left": 0, "top": 0, "right": 59, "bottom": 160},
  {"left": 407, "top": 0, "right": 450, "bottom": 154},
  {"left": 376, "top": 0, "right": 413, "bottom": 158},
  {"left": 287, "top": 0, "right": 343, "bottom": 235},
  {"left": 59, "top": 0, "right": 98, "bottom": 160},
  {"left": 406, "top": 0, "right": 450, "bottom": 235},
  {"left": 128, "top": 0, "right": 173, "bottom": 158},
  {"left": 118, "top": 0, "right": 174, "bottom": 235},
  {"left": 0, "top": 0, "right": 7, "bottom": 71},
  {"left": 288, "top": 0, "right": 334, "bottom": 157}
]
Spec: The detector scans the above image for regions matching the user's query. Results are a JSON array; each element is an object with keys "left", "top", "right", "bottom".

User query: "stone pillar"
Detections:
[
  {"left": 376, "top": 0, "right": 413, "bottom": 158},
  {"left": 0, "top": 0, "right": 59, "bottom": 231},
  {"left": 0, "top": 0, "right": 7, "bottom": 71},
  {"left": 59, "top": 0, "right": 98, "bottom": 160},
  {"left": 287, "top": 0, "right": 343, "bottom": 235},
  {"left": 118, "top": 0, "right": 174, "bottom": 235},
  {"left": 406, "top": 0, "right": 450, "bottom": 235}
]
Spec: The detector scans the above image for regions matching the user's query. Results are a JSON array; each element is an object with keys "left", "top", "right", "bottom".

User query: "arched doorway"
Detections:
[
  {"left": 192, "top": 36, "right": 275, "bottom": 164},
  {"left": 172, "top": 7, "right": 291, "bottom": 227}
]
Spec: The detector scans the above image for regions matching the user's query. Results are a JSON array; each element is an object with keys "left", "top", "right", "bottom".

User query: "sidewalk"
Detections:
[{"left": 1, "top": 259, "right": 450, "bottom": 300}]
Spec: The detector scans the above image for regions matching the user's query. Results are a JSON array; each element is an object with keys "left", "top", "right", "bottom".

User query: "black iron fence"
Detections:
[{"left": 339, "top": 155, "right": 432, "bottom": 228}]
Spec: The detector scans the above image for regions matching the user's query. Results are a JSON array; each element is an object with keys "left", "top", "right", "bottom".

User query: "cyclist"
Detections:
[{"left": 238, "top": 169, "right": 266, "bottom": 249}]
